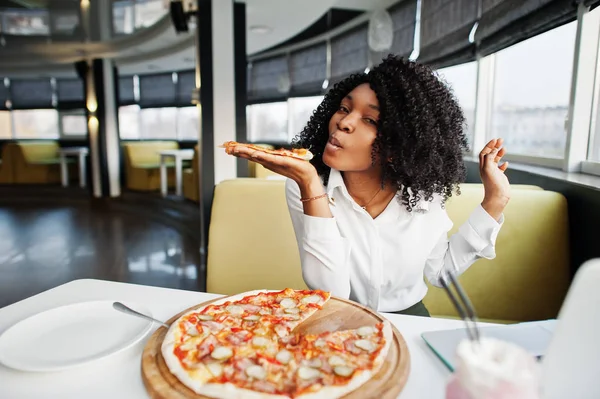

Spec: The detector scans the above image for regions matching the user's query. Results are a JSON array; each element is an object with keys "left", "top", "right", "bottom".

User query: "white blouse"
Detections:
[{"left": 285, "top": 169, "right": 504, "bottom": 312}]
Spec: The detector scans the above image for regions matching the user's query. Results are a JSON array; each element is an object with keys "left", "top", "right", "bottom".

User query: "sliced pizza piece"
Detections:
[
  {"left": 289, "top": 321, "right": 393, "bottom": 399},
  {"left": 221, "top": 141, "right": 314, "bottom": 161}
]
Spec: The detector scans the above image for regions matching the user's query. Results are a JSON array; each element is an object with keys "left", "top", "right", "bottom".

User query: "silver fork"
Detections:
[{"left": 438, "top": 270, "right": 480, "bottom": 342}]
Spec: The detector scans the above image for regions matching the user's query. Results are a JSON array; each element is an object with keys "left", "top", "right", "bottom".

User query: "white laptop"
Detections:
[
  {"left": 541, "top": 258, "right": 600, "bottom": 399},
  {"left": 422, "top": 258, "right": 600, "bottom": 398}
]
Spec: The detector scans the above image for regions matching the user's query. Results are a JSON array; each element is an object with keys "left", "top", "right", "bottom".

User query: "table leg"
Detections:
[
  {"left": 160, "top": 156, "right": 167, "bottom": 197},
  {"left": 60, "top": 155, "right": 68, "bottom": 187},
  {"left": 79, "top": 153, "right": 87, "bottom": 188},
  {"left": 175, "top": 156, "right": 183, "bottom": 196}
]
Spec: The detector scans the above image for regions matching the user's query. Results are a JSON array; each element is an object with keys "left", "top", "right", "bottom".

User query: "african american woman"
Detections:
[{"left": 228, "top": 55, "right": 510, "bottom": 317}]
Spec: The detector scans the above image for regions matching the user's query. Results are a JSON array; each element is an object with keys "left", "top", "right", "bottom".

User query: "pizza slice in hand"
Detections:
[{"left": 220, "top": 141, "right": 314, "bottom": 161}]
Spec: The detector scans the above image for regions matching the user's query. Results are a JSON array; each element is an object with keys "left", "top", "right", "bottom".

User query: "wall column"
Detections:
[
  {"left": 196, "top": 0, "right": 247, "bottom": 252},
  {"left": 81, "top": 0, "right": 121, "bottom": 197}
]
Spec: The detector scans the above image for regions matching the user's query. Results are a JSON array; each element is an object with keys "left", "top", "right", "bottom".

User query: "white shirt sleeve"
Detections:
[
  {"left": 284, "top": 179, "right": 352, "bottom": 298},
  {"left": 424, "top": 204, "right": 504, "bottom": 288}
]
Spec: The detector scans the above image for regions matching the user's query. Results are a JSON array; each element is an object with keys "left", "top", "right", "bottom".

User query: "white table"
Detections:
[
  {"left": 59, "top": 147, "right": 89, "bottom": 188},
  {"left": 0, "top": 279, "right": 482, "bottom": 398},
  {"left": 158, "top": 149, "right": 195, "bottom": 197}
]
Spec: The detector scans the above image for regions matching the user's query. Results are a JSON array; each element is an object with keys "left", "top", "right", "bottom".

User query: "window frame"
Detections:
[{"left": 467, "top": 2, "right": 600, "bottom": 178}]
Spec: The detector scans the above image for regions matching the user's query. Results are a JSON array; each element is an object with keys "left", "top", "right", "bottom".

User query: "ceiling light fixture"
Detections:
[{"left": 249, "top": 25, "right": 272, "bottom": 34}]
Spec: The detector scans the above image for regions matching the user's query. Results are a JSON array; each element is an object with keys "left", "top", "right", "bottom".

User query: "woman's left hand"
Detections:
[{"left": 479, "top": 138, "right": 510, "bottom": 221}]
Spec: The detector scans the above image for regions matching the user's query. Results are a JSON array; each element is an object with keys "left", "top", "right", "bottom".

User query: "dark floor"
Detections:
[{"left": 0, "top": 204, "right": 205, "bottom": 308}]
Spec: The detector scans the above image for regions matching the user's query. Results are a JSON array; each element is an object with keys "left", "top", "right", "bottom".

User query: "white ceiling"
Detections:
[
  {"left": 120, "top": 0, "right": 400, "bottom": 75},
  {"left": 1, "top": 0, "right": 401, "bottom": 78}
]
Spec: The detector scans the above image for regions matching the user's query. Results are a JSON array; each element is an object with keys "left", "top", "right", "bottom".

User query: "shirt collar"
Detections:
[
  {"left": 326, "top": 168, "right": 345, "bottom": 196},
  {"left": 325, "top": 168, "right": 430, "bottom": 213}
]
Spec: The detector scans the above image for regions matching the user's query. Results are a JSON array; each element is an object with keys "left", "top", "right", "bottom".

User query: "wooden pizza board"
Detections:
[{"left": 141, "top": 295, "right": 410, "bottom": 399}]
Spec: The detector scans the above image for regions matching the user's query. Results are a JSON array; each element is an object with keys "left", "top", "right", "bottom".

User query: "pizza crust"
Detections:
[{"left": 197, "top": 383, "right": 289, "bottom": 399}]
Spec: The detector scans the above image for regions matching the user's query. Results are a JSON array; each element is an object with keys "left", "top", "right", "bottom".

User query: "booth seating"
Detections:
[
  {"left": 249, "top": 162, "right": 283, "bottom": 179},
  {"left": 206, "top": 178, "right": 570, "bottom": 323},
  {"left": 1, "top": 141, "right": 83, "bottom": 185},
  {"left": 14, "top": 141, "right": 62, "bottom": 184},
  {"left": 1, "top": 141, "right": 77, "bottom": 184},
  {"left": 122, "top": 141, "right": 178, "bottom": 191},
  {"left": 182, "top": 146, "right": 199, "bottom": 202},
  {"left": 0, "top": 142, "right": 16, "bottom": 184}
]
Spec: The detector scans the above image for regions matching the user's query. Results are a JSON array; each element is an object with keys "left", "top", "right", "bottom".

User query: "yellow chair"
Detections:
[
  {"left": 0, "top": 142, "right": 16, "bottom": 184},
  {"left": 183, "top": 146, "right": 199, "bottom": 202},
  {"left": 249, "top": 162, "right": 283, "bottom": 179},
  {"left": 206, "top": 180, "right": 570, "bottom": 322},
  {"left": 423, "top": 186, "right": 570, "bottom": 322},
  {"left": 12, "top": 141, "right": 64, "bottom": 184},
  {"left": 122, "top": 141, "right": 178, "bottom": 191},
  {"left": 207, "top": 178, "right": 307, "bottom": 295}
]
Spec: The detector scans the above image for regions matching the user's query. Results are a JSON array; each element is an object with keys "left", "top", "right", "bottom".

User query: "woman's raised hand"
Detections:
[{"left": 479, "top": 138, "right": 510, "bottom": 221}]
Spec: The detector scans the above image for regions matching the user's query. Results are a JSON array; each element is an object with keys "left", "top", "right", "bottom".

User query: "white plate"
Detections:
[{"left": 0, "top": 300, "right": 154, "bottom": 372}]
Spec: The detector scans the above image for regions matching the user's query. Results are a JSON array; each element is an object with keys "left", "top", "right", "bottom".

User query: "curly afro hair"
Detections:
[{"left": 292, "top": 55, "right": 470, "bottom": 212}]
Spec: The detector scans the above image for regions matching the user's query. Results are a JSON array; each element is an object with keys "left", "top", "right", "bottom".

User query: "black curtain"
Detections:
[
  {"left": 330, "top": 24, "right": 369, "bottom": 84},
  {"left": 289, "top": 43, "right": 327, "bottom": 97},
  {"left": 0, "top": 80, "right": 8, "bottom": 111},
  {"left": 248, "top": 55, "right": 290, "bottom": 103},
  {"left": 176, "top": 70, "right": 196, "bottom": 107},
  {"left": 138, "top": 73, "right": 177, "bottom": 108},
  {"left": 475, "top": 0, "right": 580, "bottom": 57},
  {"left": 9, "top": 79, "right": 53, "bottom": 109},
  {"left": 388, "top": 0, "right": 418, "bottom": 58},
  {"left": 418, "top": 0, "right": 478, "bottom": 68},
  {"left": 585, "top": 0, "right": 600, "bottom": 10},
  {"left": 118, "top": 76, "right": 136, "bottom": 106},
  {"left": 56, "top": 78, "right": 85, "bottom": 110}
]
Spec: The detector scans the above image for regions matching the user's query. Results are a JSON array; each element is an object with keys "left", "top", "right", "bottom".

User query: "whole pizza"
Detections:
[{"left": 161, "top": 288, "right": 393, "bottom": 398}]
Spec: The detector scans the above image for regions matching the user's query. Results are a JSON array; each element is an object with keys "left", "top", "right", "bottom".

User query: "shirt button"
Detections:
[{"left": 329, "top": 196, "right": 336, "bottom": 205}]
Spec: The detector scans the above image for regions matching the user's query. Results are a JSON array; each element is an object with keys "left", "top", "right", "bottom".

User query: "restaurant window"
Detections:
[
  {"left": 139, "top": 107, "right": 178, "bottom": 140},
  {"left": 590, "top": 106, "right": 600, "bottom": 161},
  {"left": 288, "top": 96, "right": 324, "bottom": 140},
  {"left": 437, "top": 62, "right": 477, "bottom": 149},
  {"left": 0, "top": 111, "right": 11, "bottom": 139},
  {"left": 177, "top": 106, "right": 199, "bottom": 141},
  {"left": 491, "top": 22, "right": 576, "bottom": 158},
  {"left": 12, "top": 109, "right": 59, "bottom": 139},
  {"left": 119, "top": 105, "right": 140, "bottom": 139},
  {"left": 588, "top": 7, "right": 600, "bottom": 163},
  {"left": 60, "top": 112, "right": 87, "bottom": 137},
  {"left": 113, "top": 0, "right": 135, "bottom": 35},
  {"left": 134, "top": 0, "right": 165, "bottom": 29},
  {"left": 247, "top": 102, "right": 288, "bottom": 142},
  {"left": 2, "top": 10, "right": 50, "bottom": 36}
]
